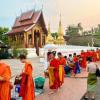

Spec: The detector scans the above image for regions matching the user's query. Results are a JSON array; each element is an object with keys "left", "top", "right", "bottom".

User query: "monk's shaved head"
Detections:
[{"left": 19, "top": 54, "right": 26, "bottom": 60}]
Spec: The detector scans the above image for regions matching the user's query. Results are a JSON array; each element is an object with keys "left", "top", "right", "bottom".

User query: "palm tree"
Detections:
[{"left": 77, "top": 23, "right": 83, "bottom": 35}]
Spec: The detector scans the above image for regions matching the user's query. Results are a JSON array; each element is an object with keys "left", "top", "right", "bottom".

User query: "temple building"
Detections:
[{"left": 7, "top": 10, "right": 47, "bottom": 48}]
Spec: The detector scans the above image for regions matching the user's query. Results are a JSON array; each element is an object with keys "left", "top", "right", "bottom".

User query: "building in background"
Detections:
[{"left": 7, "top": 10, "right": 47, "bottom": 48}]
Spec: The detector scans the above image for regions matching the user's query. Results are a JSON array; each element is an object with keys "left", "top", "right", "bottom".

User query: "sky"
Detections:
[{"left": 0, "top": 0, "right": 100, "bottom": 32}]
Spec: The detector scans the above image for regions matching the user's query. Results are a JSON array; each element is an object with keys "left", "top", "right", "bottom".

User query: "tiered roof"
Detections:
[{"left": 7, "top": 10, "right": 47, "bottom": 35}]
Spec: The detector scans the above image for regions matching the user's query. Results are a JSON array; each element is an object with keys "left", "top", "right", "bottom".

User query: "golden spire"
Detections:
[
  {"left": 58, "top": 14, "right": 62, "bottom": 36},
  {"left": 56, "top": 14, "right": 65, "bottom": 44},
  {"left": 46, "top": 22, "right": 54, "bottom": 44}
]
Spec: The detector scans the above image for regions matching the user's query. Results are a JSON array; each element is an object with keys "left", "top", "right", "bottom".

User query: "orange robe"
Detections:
[
  {"left": 57, "top": 57, "right": 66, "bottom": 85},
  {"left": 58, "top": 57, "right": 66, "bottom": 67},
  {"left": 86, "top": 51, "right": 91, "bottom": 58},
  {"left": 92, "top": 51, "right": 97, "bottom": 62},
  {"left": 49, "top": 58, "right": 60, "bottom": 89},
  {"left": 20, "top": 62, "right": 35, "bottom": 100},
  {"left": 96, "top": 50, "right": 100, "bottom": 61},
  {"left": 0, "top": 63, "right": 11, "bottom": 100},
  {"left": 99, "top": 50, "right": 100, "bottom": 61},
  {"left": 80, "top": 52, "right": 87, "bottom": 69}
]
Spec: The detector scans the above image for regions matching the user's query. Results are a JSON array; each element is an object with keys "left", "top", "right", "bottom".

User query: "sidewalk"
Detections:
[{"left": 36, "top": 77, "right": 87, "bottom": 100}]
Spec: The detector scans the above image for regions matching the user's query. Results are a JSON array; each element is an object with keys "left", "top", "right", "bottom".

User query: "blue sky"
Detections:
[{"left": 1, "top": 0, "right": 100, "bottom": 32}]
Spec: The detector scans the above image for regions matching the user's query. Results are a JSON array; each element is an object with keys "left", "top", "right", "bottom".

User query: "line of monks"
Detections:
[
  {"left": 0, "top": 48, "right": 100, "bottom": 100},
  {"left": 47, "top": 48, "right": 100, "bottom": 93}
]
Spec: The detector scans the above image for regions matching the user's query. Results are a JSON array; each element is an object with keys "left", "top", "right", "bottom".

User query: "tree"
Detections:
[
  {"left": 0, "top": 27, "right": 9, "bottom": 44},
  {"left": 51, "top": 32, "right": 58, "bottom": 39},
  {"left": 65, "top": 25, "right": 79, "bottom": 36}
]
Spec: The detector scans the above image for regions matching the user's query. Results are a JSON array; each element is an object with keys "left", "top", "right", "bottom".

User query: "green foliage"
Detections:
[
  {"left": 0, "top": 48, "right": 10, "bottom": 59},
  {"left": 12, "top": 48, "right": 27, "bottom": 58},
  {"left": 0, "top": 27, "right": 9, "bottom": 44},
  {"left": 67, "top": 35, "right": 100, "bottom": 47},
  {"left": 65, "top": 25, "right": 79, "bottom": 36},
  {"left": 51, "top": 32, "right": 58, "bottom": 39}
]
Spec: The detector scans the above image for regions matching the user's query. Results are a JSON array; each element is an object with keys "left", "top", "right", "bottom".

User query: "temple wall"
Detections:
[{"left": 8, "top": 21, "right": 47, "bottom": 49}]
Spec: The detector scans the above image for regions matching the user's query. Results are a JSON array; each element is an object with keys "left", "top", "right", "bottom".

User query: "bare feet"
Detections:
[
  {"left": 48, "top": 89, "right": 60, "bottom": 95},
  {"left": 48, "top": 91, "right": 55, "bottom": 95}
]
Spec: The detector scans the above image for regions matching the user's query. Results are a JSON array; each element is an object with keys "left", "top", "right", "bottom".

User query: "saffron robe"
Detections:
[
  {"left": 0, "top": 63, "right": 11, "bottom": 100},
  {"left": 91, "top": 51, "right": 97, "bottom": 62},
  {"left": 57, "top": 57, "right": 66, "bottom": 85},
  {"left": 48, "top": 58, "right": 60, "bottom": 89},
  {"left": 96, "top": 50, "right": 100, "bottom": 61},
  {"left": 20, "top": 63, "right": 35, "bottom": 100},
  {"left": 80, "top": 53, "right": 87, "bottom": 69}
]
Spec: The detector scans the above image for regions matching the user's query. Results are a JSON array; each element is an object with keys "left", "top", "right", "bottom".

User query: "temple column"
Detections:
[
  {"left": 21, "top": 34, "right": 23, "bottom": 47},
  {"left": 18, "top": 34, "right": 21, "bottom": 46},
  {"left": 18, "top": 35, "right": 20, "bottom": 47},
  {"left": 32, "top": 29, "right": 34, "bottom": 48},
  {"left": 39, "top": 31, "right": 42, "bottom": 48},
  {"left": 22, "top": 34, "right": 24, "bottom": 48},
  {"left": 24, "top": 32, "right": 26, "bottom": 48},
  {"left": 24, "top": 32, "right": 28, "bottom": 48},
  {"left": 16, "top": 35, "right": 18, "bottom": 48},
  {"left": 13, "top": 35, "right": 16, "bottom": 48}
]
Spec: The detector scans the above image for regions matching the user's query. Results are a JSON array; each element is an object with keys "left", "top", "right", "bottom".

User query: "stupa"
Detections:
[
  {"left": 46, "top": 23, "right": 54, "bottom": 44},
  {"left": 55, "top": 14, "right": 65, "bottom": 44}
]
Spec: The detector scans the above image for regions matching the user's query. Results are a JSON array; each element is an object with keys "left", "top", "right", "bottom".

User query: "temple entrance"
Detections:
[
  {"left": 34, "top": 30, "right": 40, "bottom": 56},
  {"left": 28, "top": 34, "right": 32, "bottom": 48}
]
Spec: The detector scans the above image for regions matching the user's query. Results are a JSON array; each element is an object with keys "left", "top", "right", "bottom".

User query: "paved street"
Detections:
[
  {"left": 36, "top": 78, "right": 87, "bottom": 100},
  {"left": 3, "top": 58, "right": 100, "bottom": 100},
  {"left": 4, "top": 57, "right": 44, "bottom": 82}
]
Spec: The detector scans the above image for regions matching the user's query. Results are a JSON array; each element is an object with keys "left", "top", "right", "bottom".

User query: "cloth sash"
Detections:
[
  {"left": 48, "top": 67, "right": 55, "bottom": 87},
  {"left": 97, "top": 53, "right": 99, "bottom": 59},
  {"left": 59, "top": 65, "right": 63, "bottom": 82}
]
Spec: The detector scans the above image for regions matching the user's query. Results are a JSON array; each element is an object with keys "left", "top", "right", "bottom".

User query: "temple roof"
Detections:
[{"left": 7, "top": 10, "right": 47, "bottom": 35}]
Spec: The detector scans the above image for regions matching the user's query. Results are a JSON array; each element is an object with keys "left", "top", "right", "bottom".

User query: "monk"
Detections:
[
  {"left": 96, "top": 48, "right": 100, "bottom": 61},
  {"left": 0, "top": 60, "right": 11, "bottom": 100},
  {"left": 57, "top": 52, "right": 66, "bottom": 85},
  {"left": 19, "top": 54, "right": 35, "bottom": 100},
  {"left": 99, "top": 49, "right": 100, "bottom": 61},
  {"left": 57, "top": 52, "right": 66, "bottom": 66},
  {"left": 86, "top": 50, "right": 91, "bottom": 58},
  {"left": 48, "top": 52, "right": 60, "bottom": 92},
  {"left": 80, "top": 50, "right": 87, "bottom": 70},
  {"left": 91, "top": 50, "right": 97, "bottom": 62}
]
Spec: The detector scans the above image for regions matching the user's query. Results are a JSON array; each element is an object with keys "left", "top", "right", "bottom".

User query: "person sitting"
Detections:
[
  {"left": 73, "top": 53, "right": 80, "bottom": 74},
  {"left": 65, "top": 54, "right": 74, "bottom": 75}
]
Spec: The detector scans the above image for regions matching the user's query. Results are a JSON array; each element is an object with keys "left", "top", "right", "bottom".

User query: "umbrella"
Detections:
[{"left": 44, "top": 44, "right": 57, "bottom": 50}]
